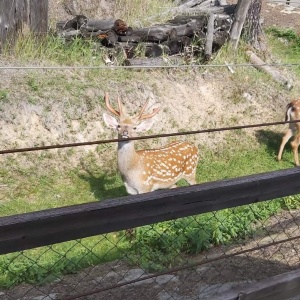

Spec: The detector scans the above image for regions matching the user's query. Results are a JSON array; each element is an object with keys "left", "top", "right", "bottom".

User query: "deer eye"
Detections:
[
  {"left": 133, "top": 127, "right": 137, "bottom": 130},
  {"left": 117, "top": 125, "right": 121, "bottom": 129}
]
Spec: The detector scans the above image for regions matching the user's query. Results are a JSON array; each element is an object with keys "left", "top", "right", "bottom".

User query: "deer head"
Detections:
[{"left": 102, "top": 92, "right": 160, "bottom": 139}]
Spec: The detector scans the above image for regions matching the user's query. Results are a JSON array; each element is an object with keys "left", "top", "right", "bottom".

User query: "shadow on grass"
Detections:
[
  {"left": 255, "top": 129, "right": 284, "bottom": 156},
  {"left": 255, "top": 129, "right": 296, "bottom": 167},
  {"left": 79, "top": 167, "right": 127, "bottom": 201}
]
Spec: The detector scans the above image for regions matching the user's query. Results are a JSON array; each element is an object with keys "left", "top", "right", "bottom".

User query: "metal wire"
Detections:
[
  {"left": 0, "top": 62, "right": 300, "bottom": 70},
  {"left": 267, "top": 0, "right": 300, "bottom": 4},
  {"left": 0, "top": 119, "right": 297, "bottom": 155}
]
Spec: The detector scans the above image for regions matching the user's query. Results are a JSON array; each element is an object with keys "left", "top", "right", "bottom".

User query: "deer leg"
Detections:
[
  {"left": 291, "top": 134, "right": 300, "bottom": 166},
  {"left": 183, "top": 172, "right": 197, "bottom": 185},
  {"left": 278, "top": 128, "right": 293, "bottom": 161}
]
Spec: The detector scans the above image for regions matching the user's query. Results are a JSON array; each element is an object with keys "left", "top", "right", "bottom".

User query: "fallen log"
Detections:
[
  {"left": 246, "top": 50, "right": 293, "bottom": 90},
  {"left": 124, "top": 56, "right": 185, "bottom": 67},
  {"left": 57, "top": 29, "right": 81, "bottom": 40},
  {"left": 166, "top": 36, "right": 192, "bottom": 55},
  {"left": 56, "top": 15, "right": 88, "bottom": 31},
  {"left": 126, "top": 20, "right": 202, "bottom": 43},
  {"left": 98, "top": 30, "right": 118, "bottom": 47},
  {"left": 59, "top": 18, "right": 129, "bottom": 35},
  {"left": 118, "top": 42, "right": 163, "bottom": 59},
  {"left": 172, "top": 4, "right": 236, "bottom": 15}
]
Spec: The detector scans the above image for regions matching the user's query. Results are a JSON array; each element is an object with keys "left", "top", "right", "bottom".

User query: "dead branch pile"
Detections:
[{"left": 56, "top": 0, "right": 235, "bottom": 65}]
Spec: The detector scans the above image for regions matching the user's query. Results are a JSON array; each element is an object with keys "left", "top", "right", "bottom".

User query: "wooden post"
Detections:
[
  {"left": 229, "top": 0, "right": 252, "bottom": 49},
  {"left": 0, "top": 0, "right": 48, "bottom": 52},
  {"left": 204, "top": 13, "right": 215, "bottom": 60},
  {"left": 29, "top": 0, "right": 49, "bottom": 33}
]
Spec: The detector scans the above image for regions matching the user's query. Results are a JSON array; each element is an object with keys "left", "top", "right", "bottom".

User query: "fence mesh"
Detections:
[{"left": 0, "top": 197, "right": 299, "bottom": 300}]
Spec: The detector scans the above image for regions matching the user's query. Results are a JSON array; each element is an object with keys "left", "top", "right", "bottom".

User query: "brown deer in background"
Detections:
[
  {"left": 102, "top": 92, "right": 199, "bottom": 194},
  {"left": 278, "top": 99, "right": 300, "bottom": 166}
]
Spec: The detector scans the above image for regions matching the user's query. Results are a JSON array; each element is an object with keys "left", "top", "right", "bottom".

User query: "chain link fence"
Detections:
[{"left": 0, "top": 160, "right": 300, "bottom": 300}]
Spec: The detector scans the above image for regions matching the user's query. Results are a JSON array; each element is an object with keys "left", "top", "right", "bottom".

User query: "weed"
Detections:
[
  {"left": 0, "top": 90, "right": 8, "bottom": 101},
  {"left": 281, "top": 195, "right": 300, "bottom": 210},
  {"left": 27, "top": 77, "right": 39, "bottom": 92}
]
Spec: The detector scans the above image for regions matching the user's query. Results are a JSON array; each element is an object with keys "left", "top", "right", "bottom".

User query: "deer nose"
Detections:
[{"left": 121, "top": 130, "right": 129, "bottom": 139}]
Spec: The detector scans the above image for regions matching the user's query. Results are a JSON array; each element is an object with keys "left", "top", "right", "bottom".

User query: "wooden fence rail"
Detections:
[
  {"left": 0, "top": 168, "right": 300, "bottom": 255},
  {"left": 215, "top": 268, "right": 300, "bottom": 300}
]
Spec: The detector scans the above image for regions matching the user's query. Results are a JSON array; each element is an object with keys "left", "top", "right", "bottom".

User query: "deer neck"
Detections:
[{"left": 117, "top": 140, "right": 139, "bottom": 174}]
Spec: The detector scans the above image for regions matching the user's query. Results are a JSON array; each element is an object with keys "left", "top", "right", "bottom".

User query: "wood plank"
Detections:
[
  {"left": 213, "top": 268, "right": 300, "bottom": 300},
  {"left": 229, "top": 0, "right": 252, "bottom": 49},
  {"left": 0, "top": 0, "right": 16, "bottom": 51},
  {"left": 29, "top": 0, "right": 48, "bottom": 33},
  {"left": 0, "top": 168, "right": 300, "bottom": 255}
]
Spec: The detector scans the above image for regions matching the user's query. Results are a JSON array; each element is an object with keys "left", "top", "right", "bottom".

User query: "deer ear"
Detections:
[
  {"left": 135, "top": 118, "right": 154, "bottom": 132},
  {"left": 103, "top": 112, "right": 119, "bottom": 129}
]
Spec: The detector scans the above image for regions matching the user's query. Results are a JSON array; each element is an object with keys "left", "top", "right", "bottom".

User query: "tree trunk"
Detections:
[{"left": 245, "top": 0, "right": 263, "bottom": 49}]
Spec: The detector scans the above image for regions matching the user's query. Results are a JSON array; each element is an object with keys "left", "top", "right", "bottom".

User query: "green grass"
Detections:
[
  {"left": 1, "top": 130, "right": 299, "bottom": 287},
  {"left": 266, "top": 27, "right": 300, "bottom": 77}
]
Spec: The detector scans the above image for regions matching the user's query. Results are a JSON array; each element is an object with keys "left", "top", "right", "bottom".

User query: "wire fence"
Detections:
[
  {"left": 1, "top": 62, "right": 300, "bottom": 70},
  {"left": 0, "top": 118, "right": 299, "bottom": 155}
]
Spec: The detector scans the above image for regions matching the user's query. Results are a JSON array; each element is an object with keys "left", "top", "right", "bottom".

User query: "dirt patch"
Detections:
[{"left": 261, "top": 1, "right": 300, "bottom": 34}]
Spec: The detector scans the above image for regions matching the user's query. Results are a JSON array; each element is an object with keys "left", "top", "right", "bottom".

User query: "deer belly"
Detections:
[{"left": 122, "top": 171, "right": 148, "bottom": 194}]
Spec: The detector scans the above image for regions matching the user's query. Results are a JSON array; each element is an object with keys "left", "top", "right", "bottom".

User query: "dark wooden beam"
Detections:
[
  {"left": 217, "top": 268, "right": 300, "bottom": 300},
  {"left": 0, "top": 168, "right": 300, "bottom": 255}
]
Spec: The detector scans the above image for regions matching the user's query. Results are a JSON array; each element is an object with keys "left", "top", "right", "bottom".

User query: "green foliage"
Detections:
[
  {"left": 127, "top": 200, "right": 282, "bottom": 271},
  {"left": 27, "top": 77, "right": 39, "bottom": 91},
  {"left": 266, "top": 27, "right": 300, "bottom": 76},
  {"left": 0, "top": 90, "right": 8, "bottom": 101},
  {"left": 267, "top": 27, "right": 300, "bottom": 47},
  {"left": 0, "top": 235, "right": 125, "bottom": 288},
  {"left": 8, "top": 34, "right": 103, "bottom": 66},
  {"left": 281, "top": 195, "right": 300, "bottom": 210}
]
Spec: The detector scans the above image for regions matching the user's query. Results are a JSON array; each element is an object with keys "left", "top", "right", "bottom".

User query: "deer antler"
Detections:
[
  {"left": 137, "top": 99, "right": 161, "bottom": 120},
  {"left": 104, "top": 92, "right": 124, "bottom": 117}
]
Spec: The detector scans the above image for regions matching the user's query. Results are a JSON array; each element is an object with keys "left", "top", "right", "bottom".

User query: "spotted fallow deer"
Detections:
[
  {"left": 278, "top": 99, "right": 300, "bottom": 166},
  {"left": 102, "top": 92, "right": 199, "bottom": 194}
]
